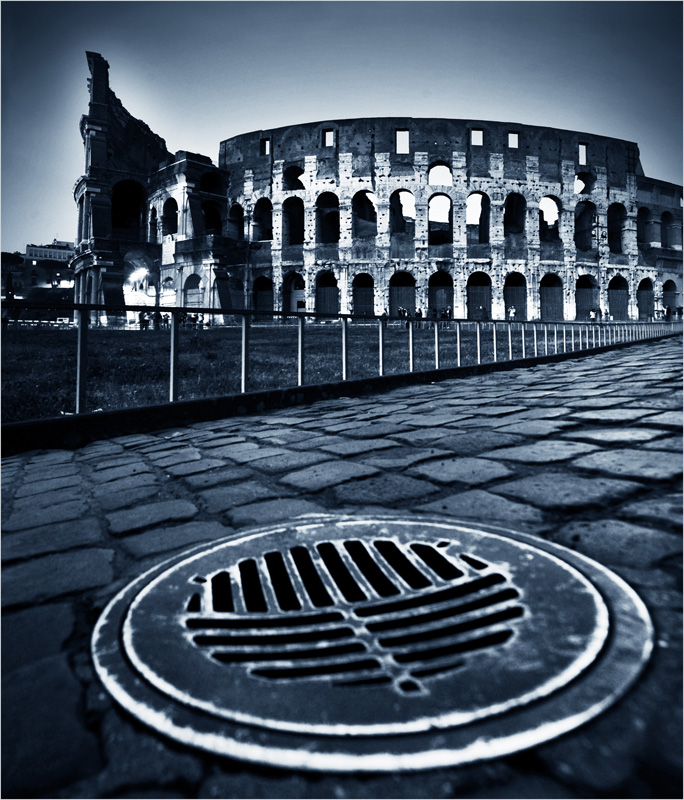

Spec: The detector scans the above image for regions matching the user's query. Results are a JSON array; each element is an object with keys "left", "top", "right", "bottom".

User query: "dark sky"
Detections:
[{"left": 2, "top": 1, "right": 682, "bottom": 252}]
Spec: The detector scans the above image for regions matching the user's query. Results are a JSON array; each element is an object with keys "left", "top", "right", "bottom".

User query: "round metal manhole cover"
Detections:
[{"left": 92, "top": 515, "right": 652, "bottom": 772}]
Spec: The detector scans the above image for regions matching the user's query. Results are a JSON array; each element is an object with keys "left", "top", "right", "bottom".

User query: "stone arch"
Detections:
[
  {"left": 282, "top": 197, "right": 305, "bottom": 246},
  {"left": 428, "top": 162, "right": 452, "bottom": 186},
  {"left": 112, "top": 180, "right": 146, "bottom": 241},
  {"left": 283, "top": 270, "right": 305, "bottom": 313},
  {"left": 389, "top": 271, "right": 416, "bottom": 317},
  {"left": 504, "top": 193, "right": 526, "bottom": 236},
  {"left": 315, "top": 270, "right": 339, "bottom": 316},
  {"left": 574, "top": 201, "right": 596, "bottom": 252},
  {"left": 539, "top": 196, "right": 561, "bottom": 242},
  {"left": 539, "top": 273, "right": 563, "bottom": 320},
  {"left": 636, "top": 207, "right": 651, "bottom": 246},
  {"left": 503, "top": 272, "right": 527, "bottom": 320},
  {"left": 466, "top": 192, "right": 490, "bottom": 245},
  {"left": 637, "top": 278, "right": 654, "bottom": 320},
  {"left": 352, "top": 273, "right": 374, "bottom": 317},
  {"left": 428, "top": 271, "right": 453, "bottom": 316},
  {"left": 428, "top": 194, "right": 453, "bottom": 245},
  {"left": 202, "top": 201, "right": 222, "bottom": 235},
  {"left": 662, "top": 279, "right": 678, "bottom": 312},
  {"left": 253, "top": 276, "right": 274, "bottom": 315},
  {"left": 183, "top": 273, "right": 202, "bottom": 307},
  {"left": 283, "top": 165, "right": 305, "bottom": 191},
  {"left": 389, "top": 190, "right": 415, "bottom": 236},
  {"left": 162, "top": 198, "right": 178, "bottom": 236},
  {"left": 607, "top": 204, "right": 627, "bottom": 254},
  {"left": 607, "top": 274, "right": 629, "bottom": 320},
  {"left": 575, "top": 274, "right": 599, "bottom": 319},
  {"left": 352, "top": 191, "right": 377, "bottom": 239},
  {"left": 316, "top": 193, "right": 340, "bottom": 244},
  {"left": 466, "top": 271, "right": 492, "bottom": 320},
  {"left": 661, "top": 211, "right": 680, "bottom": 248},
  {"left": 148, "top": 206, "right": 158, "bottom": 242},
  {"left": 227, "top": 204, "right": 244, "bottom": 241},
  {"left": 252, "top": 198, "right": 273, "bottom": 241}
]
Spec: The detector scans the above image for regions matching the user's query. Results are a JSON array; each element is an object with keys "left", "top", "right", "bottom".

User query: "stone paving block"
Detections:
[
  {"left": 92, "top": 472, "right": 159, "bottom": 495},
  {"left": 435, "top": 431, "right": 527, "bottom": 455},
  {"left": 466, "top": 405, "right": 529, "bottom": 417},
  {"left": 89, "top": 455, "right": 142, "bottom": 471},
  {"left": 480, "top": 440, "right": 598, "bottom": 463},
  {"left": 248, "top": 450, "right": 331, "bottom": 474},
  {"left": 201, "top": 441, "right": 261, "bottom": 459},
  {"left": 409, "top": 456, "right": 514, "bottom": 486},
  {"left": 164, "top": 458, "right": 228, "bottom": 476},
  {"left": 320, "top": 438, "right": 399, "bottom": 456},
  {"left": 121, "top": 520, "right": 233, "bottom": 557},
  {"left": 640, "top": 410, "right": 683, "bottom": 427},
  {"left": 390, "top": 428, "right": 448, "bottom": 444},
  {"left": 183, "top": 465, "right": 253, "bottom": 489},
  {"left": 147, "top": 448, "right": 203, "bottom": 467},
  {"left": 111, "top": 433, "right": 158, "bottom": 446},
  {"left": 280, "top": 460, "right": 380, "bottom": 491},
  {"left": 641, "top": 435, "right": 684, "bottom": 452},
  {"left": 27, "top": 450, "right": 74, "bottom": 465},
  {"left": 486, "top": 419, "right": 577, "bottom": 436},
  {"left": 229, "top": 498, "right": 327, "bottom": 527},
  {"left": 97, "top": 485, "right": 164, "bottom": 512},
  {"left": 106, "top": 500, "right": 198, "bottom": 535},
  {"left": 22, "top": 462, "right": 81, "bottom": 482},
  {"left": 617, "top": 493, "right": 683, "bottom": 530},
  {"left": 2, "top": 548, "right": 115, "bottom": 606},
  {"left": 559, "top": 427, "right": 666, "bottom": 444},
  {"left": 417, "top": 489, "right": 547, "bottom": 530},
  {"left": 360, "top": 447, "right": 451, "bottom": 469},
  {"left": 344, "top": 422, "right": 408, "bottom": 439},
  {"left": 288, "top": 434, "right": 352, "bottom": 450},
  {"left": 2, "top": 654, "right": 102, "bottom": 797},
  {"left": 91, "top": 462, "right": 153, "bottom": 484},
  {"left": 491, "top": 473, "right": 643, "bottom": 510},
  {"left": 334, "top": 473, "right": 440, "bottom": 505},
  {"left": 15, "top": 473, "right": 82, "bottom": 497},
  {"left": 13, "top": 485, "right": 83, "bottom": 511},
  {"left": 223, "top": 446, "right": 292, "bottom": 464},
  {"left": 2, "top": 517, "right": 102, "bottom": 562},
  {"left": 3, "top": 499, "right": 89, "bottom": 532},
  {"left": 550, "top": 518, "right": 682, "bottom": 567},
  {"left": 200, "top": 481, "right": 284, "bottom": 513},
  {"left": 571, "top": 449, "right": 683, "bottom": 481},
  {"left": 2, "top": 602, "right": 75, "bottom": 673},
  {"left": 569, "top": 408, "right": 659, "bottom": 424}
]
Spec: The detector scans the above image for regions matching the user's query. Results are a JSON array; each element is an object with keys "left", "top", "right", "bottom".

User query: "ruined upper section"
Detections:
[
  {"left": 81, "top": 51, "right": 171, "bottom": 179},
  {"left": 219, "top": 117, "right": 641, "bottom": 191}
]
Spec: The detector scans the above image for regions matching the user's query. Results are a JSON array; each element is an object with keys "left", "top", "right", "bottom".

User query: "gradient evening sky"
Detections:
[{"left": 1, "top": 0, "right": 682, "bottom": 254}]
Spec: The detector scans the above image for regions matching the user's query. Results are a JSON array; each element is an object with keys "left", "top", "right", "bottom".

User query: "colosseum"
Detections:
[{"left": 72, "top": 52, "right": 683, "bottom": 323}]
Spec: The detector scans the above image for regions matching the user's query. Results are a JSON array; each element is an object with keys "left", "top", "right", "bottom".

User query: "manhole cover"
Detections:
[{"left": 92, "top": 515, "right": 652, "bottom": 772}]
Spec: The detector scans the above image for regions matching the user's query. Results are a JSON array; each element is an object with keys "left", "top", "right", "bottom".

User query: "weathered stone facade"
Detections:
[{"left": 72, "top": 53, "right": 683, "bottom": 321}]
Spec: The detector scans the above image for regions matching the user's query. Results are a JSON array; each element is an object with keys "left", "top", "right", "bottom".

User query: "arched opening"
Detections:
[
  {"left": 504, "top": 193, "right": 526, "bottom": 236},
  {"left": 213, "top": 274, "right": 244, "bottom": 311},
  {"left": 199, "top": 172, "right": 222, "bottom": 194},
  {"left": 637, "top": 278, "right": 654, "bottom": 320},
  {"left": 183, "top": 273, "right": 202, "bottom": 307},
  {"left": 466, "top": 192, "right": 490, "bottom": 245},
  {"left": 607, "top": 204, "right": 626, "bottom": 254},
  {"left": 282, "top": 197, "right": 304, "bottom": 247},
  {"left": 428, "top": 194, "right": 453, "bottom": 246},
  {"left": 352, "top": 273, "right": 374, "bottom": 317},
  {"left": 148, "top": 207, "right": 158, "bottom": 243},
  {"left": 162, "top": 198, "right": 178, "bottom": 237},
  {"left": 575, "top": 274, "right": 599, "bottom": 320},
  {"left": 574, "top": 201, "right": 596, "bottom": 252},
  {"left": 252, "top": 198, "right": 273, "bottom": 241},
  {"left": 428, "top": 271, "right": 453, "bottom": 317},
  {"left": 503, "top": 272, "right": 527, "bottom": 320},
  {"left": 539, "top": 197, "right": 560, "bottom": 242},
  {"left": 662, "top": 279, "right": 678, "bottom": 313},
  {"left": 283, "top": 165, "right": 305, "bottom": 191},
  {"left": 637, "top": 207, "right": 650, "bottom": 247},
  {"left": 316, "top": 193, "right": 340, "bottom": 243},
  {"left": 574, "top": 172, "right": 596, "bottom": 194},
  {"left": 283, "top": 271, "right": 305, "bottom": 313},
  {"left": 253, "top": 276, "right": 274, "bottom": 316},
  {"left": 389, "top": 190, "right": 416, "bottom": 240},
  {"left": 227, "top": 204, "right": 244, "bottom": 241},
  {"left": 661, "top": 212, "right": 675, "bottom": 248},
  {"left": 352, "top": 191, "right": 377, "bottom": 239},
  {"left": 315, "top": 271, "right": 339, "bottom": 316},
  {"left": 428, "top": 162, "right": 452, "bottom": 186},
  {"left": 202, "top": 201, "right": 222, "bottom": 235},
  {"left": 389, "top": 271, "right": 416, "bottom": 317},
  {"left": 466, "top": 272, "right": 492, "bottom": 320},
  {"left": 607, "top": 275, "right": 629, "bottom": 320},
  {"left": 540, "top": 273, "right": 563, "bottom": 320},
  {"left": 112, "top": 180, "right": 146, "bottom": 241}
]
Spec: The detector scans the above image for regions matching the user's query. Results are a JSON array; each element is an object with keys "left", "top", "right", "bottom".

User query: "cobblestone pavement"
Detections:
[{"left": 2, "top": 337, "right": 682, "bottom": 799}]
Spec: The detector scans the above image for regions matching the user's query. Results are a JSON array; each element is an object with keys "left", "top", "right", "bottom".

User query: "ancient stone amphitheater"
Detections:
[{"left": 72, "top": 52, "right": 682, "bottom": 322}]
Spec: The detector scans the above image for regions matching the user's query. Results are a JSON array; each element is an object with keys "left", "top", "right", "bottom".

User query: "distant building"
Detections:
[
  {"left": 2, "top": 240, "right": 75, "bottom": 303},
  {"left": 25, "top": 240, "right": 75, "bottom": 264}
]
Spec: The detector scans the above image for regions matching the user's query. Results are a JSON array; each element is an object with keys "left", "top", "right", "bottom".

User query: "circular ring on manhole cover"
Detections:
[{"left": 92, "top": 515, "right": 652, "bottom": 772}]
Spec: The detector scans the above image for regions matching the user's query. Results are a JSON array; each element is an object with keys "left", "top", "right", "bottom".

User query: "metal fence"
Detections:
[{"left": 2, "top": 299, "right": 681, "bottom": 419}]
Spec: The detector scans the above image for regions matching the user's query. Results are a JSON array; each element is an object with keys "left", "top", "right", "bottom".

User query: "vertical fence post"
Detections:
[
  {"left": 456, "top": 321, "right": 461, "bottom": 367},
  {"left": 533, "top": 324, "right": 538, "bottom": 357},
  {"left": 409, "top": 319, "right": 414, "bottom": 372},
  {"left": 434, "top": 321, "right": 440, "bottom": 369},
  {"left": 378, "top": 318, "right": 385, "bottom": 376},
  {"left": 554, "top": 324, "right": 558, "bottom": 354},
  {"left": 492, "top": 322, "right": 497, "bottom": 362},
  {"left": 241, "top": 313, "right": 250, "bottom": 393},
  {"left": 298, "top": 315, "right": 305, "bottom": 386},
  {"left": 521, "top": 323, "right": 526, "bottom": 359},
  {"left": 169, "top": 310, "right": 179, "bottom": 402},
  {"left": 508, "top": 323, "right": 512, "bottom": 361},
  {"left": 563, "top": 325, "right": 567, "bottom": 353},
  {"left": 544, "top": 324, "right": 548, "bottom": 356},
  {"left": 592, "top": 326, "right": 596, "bottom": 349},
  {"left": 341, "top": 316, "right": 349, "bottom": 381},
  {"left": 76, "top": 307, "right": 88, "bottom": 414},
  {"left": 476, "top": 322, "right": 481, "bottom": 365}
]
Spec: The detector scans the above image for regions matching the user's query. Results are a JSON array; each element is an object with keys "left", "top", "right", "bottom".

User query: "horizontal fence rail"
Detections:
[{"left": 1, "top": 299, "right": 681, "bottom": 423}]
